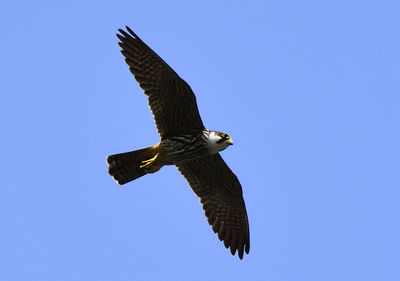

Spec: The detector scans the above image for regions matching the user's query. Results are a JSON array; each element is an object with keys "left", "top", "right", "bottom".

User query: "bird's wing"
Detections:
[
  {"left": 176, "top": 153, "right": 250, "bottom": 259},
  {"left": 117, "top": 27, "right": 205, "bottom": 139}
]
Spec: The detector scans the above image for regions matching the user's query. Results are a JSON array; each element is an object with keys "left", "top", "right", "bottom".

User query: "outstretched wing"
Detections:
[
  {"left": 177, "top": 154, "right": 250, "bottom": 259},
  {"left": 117, "top": 26, "right": 205, "bottom": 139}
]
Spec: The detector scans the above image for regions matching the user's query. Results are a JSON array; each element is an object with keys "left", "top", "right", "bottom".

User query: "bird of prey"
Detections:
[{"left": 107, "top": 26, "right": 250, "bottom": 259}]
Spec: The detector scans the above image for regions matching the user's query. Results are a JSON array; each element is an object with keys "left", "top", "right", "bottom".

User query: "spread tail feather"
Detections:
[{"left": 107, "top": 143, "right": 161, "bottom": 185}]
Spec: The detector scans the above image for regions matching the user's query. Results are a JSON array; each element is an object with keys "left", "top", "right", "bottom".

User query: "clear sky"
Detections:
[{"left": 1, "top": 1, "right": 399, "bottom": 280}]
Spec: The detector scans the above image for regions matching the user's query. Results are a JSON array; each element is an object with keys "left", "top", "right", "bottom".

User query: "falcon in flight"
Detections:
[{"left": 107, "top": 26, "right": 250, "bottom": 259}]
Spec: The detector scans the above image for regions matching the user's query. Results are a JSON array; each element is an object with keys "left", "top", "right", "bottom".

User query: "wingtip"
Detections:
[
  {"left": 117, "top": 26, "right": 142, "bottom": 41},
  {"left": 116, "top": 26, "right": 143, "bottom": 44},
  {"left": 232, "top": 244, "right": 248, "bottom": 260},
  {"left": 245, "top": 242, "right": 250, "bottom": 254},
  {"left": 126, "top": 25, "right": 134, "bottom": 34},
  {"left": 230, "top": 246, "right": 236, "bottom": 256},
  {"left": 238, "top": 246, "right": 244, "bottom": 259},
  {"left": 116, "top": 32, "right": 124, "bottom": 39}
]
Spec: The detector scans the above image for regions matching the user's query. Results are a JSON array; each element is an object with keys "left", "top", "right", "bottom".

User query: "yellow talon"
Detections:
[{"left": 140, "top": 153, "right": 159, "bottom": 168}]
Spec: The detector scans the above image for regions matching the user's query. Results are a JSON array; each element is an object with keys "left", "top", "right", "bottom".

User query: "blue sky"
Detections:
[{"left": 1, "top": 1, "right": 399, "bottom": 280}]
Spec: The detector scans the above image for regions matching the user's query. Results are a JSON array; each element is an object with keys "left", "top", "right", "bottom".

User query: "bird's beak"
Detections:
[{"left": 227, "top": 137, "right": 233, "bottom": 145}]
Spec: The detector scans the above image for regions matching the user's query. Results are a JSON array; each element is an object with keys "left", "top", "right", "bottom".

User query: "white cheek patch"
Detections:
[
  {"left": 208, "top": 131, "right": 222, "bottom": 143},
  {"left": 206, "top": 132, "right": 229, "bottom": 154}
]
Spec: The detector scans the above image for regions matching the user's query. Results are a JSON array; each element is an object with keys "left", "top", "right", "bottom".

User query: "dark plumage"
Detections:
[{"left": 107, "top": 26, "right": 250, "bottom": 259}]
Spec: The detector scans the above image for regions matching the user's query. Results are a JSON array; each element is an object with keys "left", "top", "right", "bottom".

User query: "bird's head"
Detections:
[{"left": 205, "top": 130, "right": 233, "bottom": 154}]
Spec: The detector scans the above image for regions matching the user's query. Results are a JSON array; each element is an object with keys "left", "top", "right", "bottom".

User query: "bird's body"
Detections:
[
  {"left": 107, "top": 27, "right": 250, "bottom": 259},
  {"left": 160, "top": 130, "right": 233, "bottom": 164}
]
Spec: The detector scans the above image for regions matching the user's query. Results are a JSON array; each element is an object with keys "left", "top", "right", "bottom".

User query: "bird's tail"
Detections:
[{"left": 107, "top": 143, "right": 162, "bottom": 185}]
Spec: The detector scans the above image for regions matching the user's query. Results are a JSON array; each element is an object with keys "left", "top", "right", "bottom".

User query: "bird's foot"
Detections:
[{"left": 140, "top": 153, "right": 159, "bottom": 169}]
